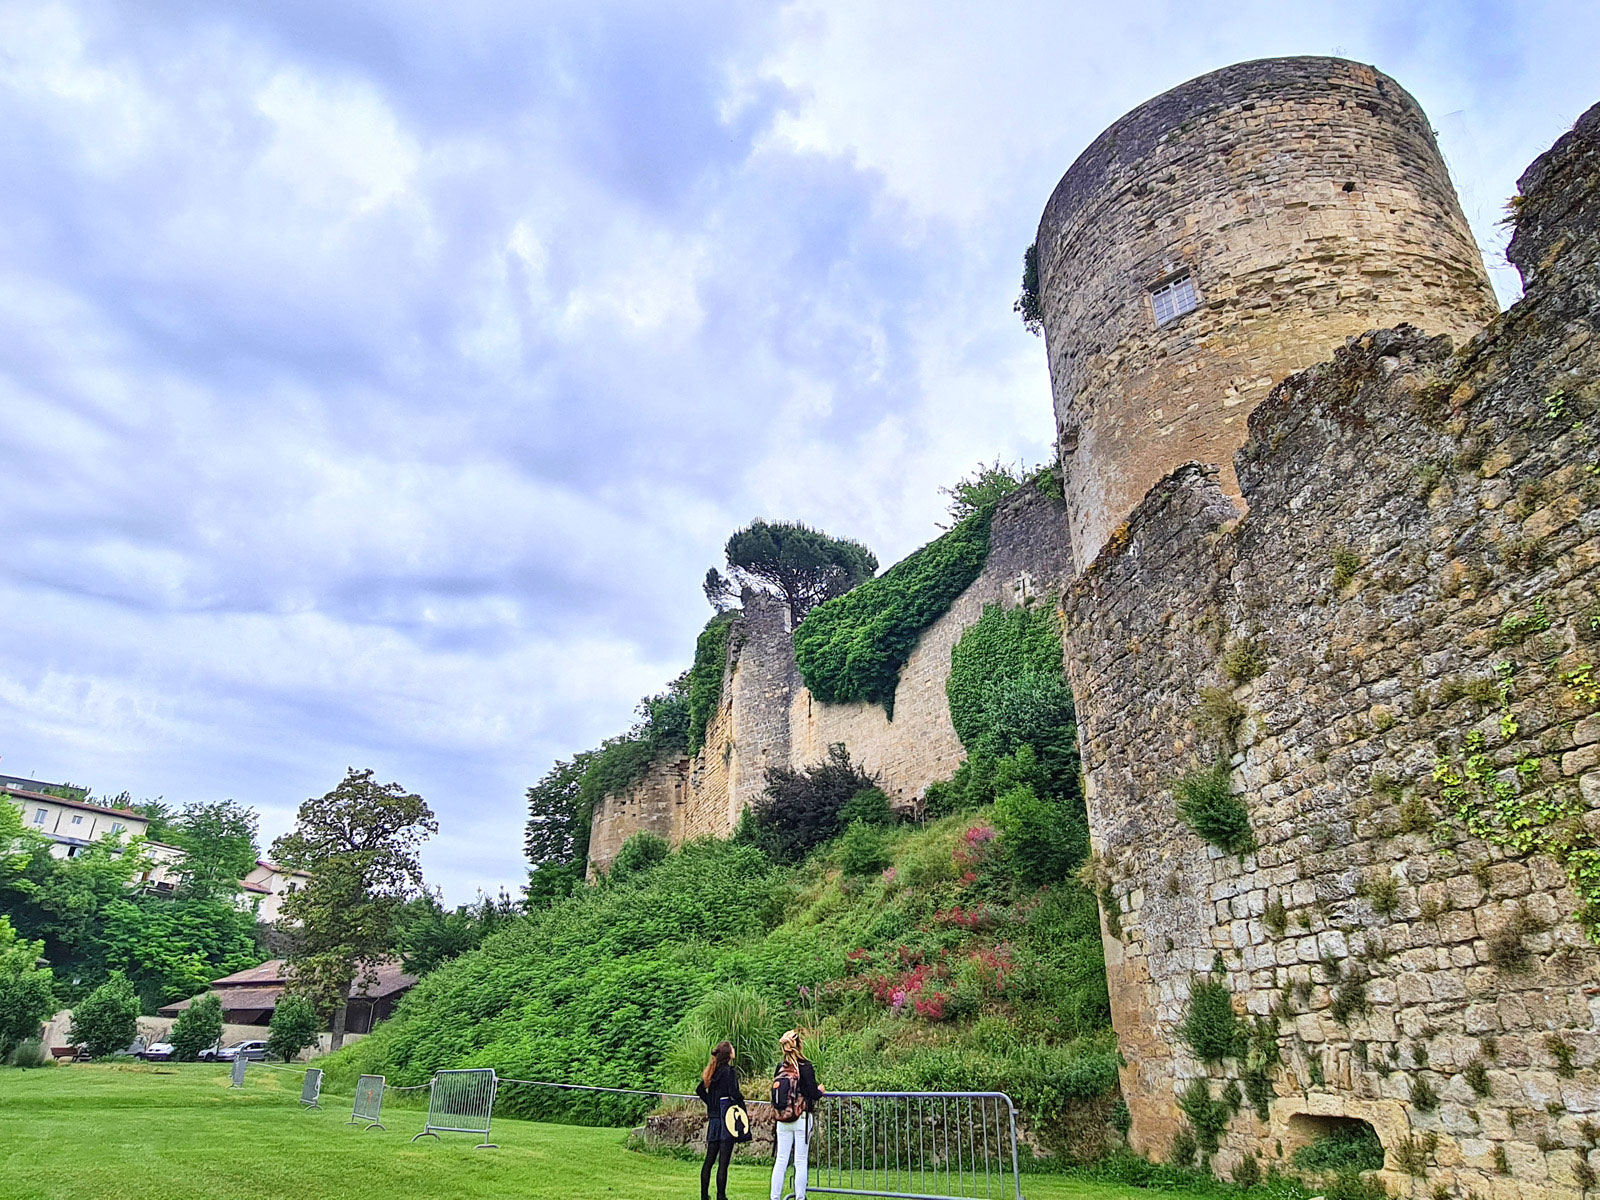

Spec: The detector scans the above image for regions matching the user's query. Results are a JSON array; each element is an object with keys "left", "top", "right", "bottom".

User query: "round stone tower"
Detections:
[{"left": 1037, "top": 57, "right": 1499, "bottom": 570}]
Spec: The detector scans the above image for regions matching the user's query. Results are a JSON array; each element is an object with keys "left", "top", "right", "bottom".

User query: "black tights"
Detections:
[{"left": 701, "top": 1137, "right": 733, "bottom": 1200}]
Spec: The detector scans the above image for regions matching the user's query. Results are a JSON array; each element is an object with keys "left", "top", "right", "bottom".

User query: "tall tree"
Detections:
[
  {"left": 269, "top": 769, "right": 436, "bottom": 1049},
  {"left": 170, "top": 800, "right": 259, "bottom": 901},
  {"left": 721, "top": 520, "right": 877, "bottom": 626}
]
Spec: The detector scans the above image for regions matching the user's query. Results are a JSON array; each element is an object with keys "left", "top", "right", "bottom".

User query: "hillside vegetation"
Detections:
[{"left": 326, "top": 593, "right": 1122, "bottom": 1158}]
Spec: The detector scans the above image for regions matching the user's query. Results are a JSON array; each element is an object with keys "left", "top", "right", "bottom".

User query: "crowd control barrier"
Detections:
[
  {"left": 794, "top": 1091, "right": 1024, "bottom": 1200},
  {"left": 411, "top": 1068, "right": 498, "bottom": 1149},
  {"left": 347, "top": 1074, "right": 387, "bottom": 1129},
  {"left": 229, "top": 1056, "right": 247, "bottom": 1088},
  {"left": 300, "top": 1067, "right": 323, "bottom": 1110}
]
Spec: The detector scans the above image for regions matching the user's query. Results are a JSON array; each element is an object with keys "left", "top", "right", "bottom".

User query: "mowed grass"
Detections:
[{"left": 0, "top": 1064, "right": 1163, "bottom": 1200}]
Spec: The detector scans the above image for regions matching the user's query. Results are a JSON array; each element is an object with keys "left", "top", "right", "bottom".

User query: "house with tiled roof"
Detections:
[{"left": 158, "top": 958, "right": 418, "bottom": 1035}]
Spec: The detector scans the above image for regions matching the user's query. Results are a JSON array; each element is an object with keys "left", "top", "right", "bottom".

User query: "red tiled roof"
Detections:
[
  {"left": 157, "top": 959, "right": 419, "bottom": 1018},
  {"left": 2, "top": 786, "right": 142, "bottom": 820}
]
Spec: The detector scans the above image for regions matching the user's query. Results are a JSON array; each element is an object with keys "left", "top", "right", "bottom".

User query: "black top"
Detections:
[
  {"left": 787, "top": 1058, "right": 823, "bottom": 1107},
  {"left": 695, "top": 1064, "right": 746, "bottom": 1141}
]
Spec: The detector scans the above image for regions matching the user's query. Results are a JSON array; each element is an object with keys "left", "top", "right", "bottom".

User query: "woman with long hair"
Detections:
[
  {"left": 769, "top": 1030, "right": 824, "bottom": 1200},
  {"left": 695, "top": 1040, "right": 746, "bottom": 1200}
]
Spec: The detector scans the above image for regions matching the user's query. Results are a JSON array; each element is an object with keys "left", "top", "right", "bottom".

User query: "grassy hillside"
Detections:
[
  {"left": 326, "top": 594, "right": 1122, "bottom": 1157},
  {"left": 322, "top": 810, "right": 1118, "bottom": 1155}
]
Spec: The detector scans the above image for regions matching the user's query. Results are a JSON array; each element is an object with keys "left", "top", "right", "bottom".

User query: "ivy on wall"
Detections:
[
  {"left": 793, "top": 507, "right": 994, "bottom": 716},
  {"left": 946, "top": 600, "right": 1067, "bottom": 750},
  {"left": 686, "top": 612, "right": 738, "bottom": 755}
]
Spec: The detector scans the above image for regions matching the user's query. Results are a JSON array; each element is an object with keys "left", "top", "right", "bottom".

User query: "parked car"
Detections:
[
  {"left": 138, "top": 1042, "right": 174, "bottom": 1062},
  {"left": 198, "top": 1039, "right": 269, "bottom": 1062}
]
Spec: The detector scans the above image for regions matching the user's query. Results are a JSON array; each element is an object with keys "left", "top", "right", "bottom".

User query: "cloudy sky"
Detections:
[{"left": 2, "top": 1, "right": 1595, "bottom": 902}]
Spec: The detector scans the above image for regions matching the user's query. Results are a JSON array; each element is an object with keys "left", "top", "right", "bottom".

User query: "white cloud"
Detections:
[{"left": 0, "top": 0, "right": 1593, "bottom": 899}]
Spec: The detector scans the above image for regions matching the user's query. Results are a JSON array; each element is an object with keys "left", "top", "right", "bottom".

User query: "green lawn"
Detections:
[{"left": 0, "top": 1064, "right": 1169, "bottom": 1200}]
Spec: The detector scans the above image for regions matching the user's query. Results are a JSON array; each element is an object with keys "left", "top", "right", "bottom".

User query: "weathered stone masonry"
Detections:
[
  {"left": 1037, "top": 57, "right": 1498, "bottom": 571},
  {"left": 586, "top": 484, "right": 1075, "bottom": 874},
  {"left": 1064, "top": 101, "right": 1599, "bottom": 1200}
]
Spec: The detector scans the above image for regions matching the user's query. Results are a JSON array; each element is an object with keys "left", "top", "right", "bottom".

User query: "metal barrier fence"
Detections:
[
  {"left": 411, "top": 1068, "right": 499, "bottom": 1149},
  {"left": 230, "top": 1056, "right": 247, "bottom": 1088},
  {"left": 799, "top": 1091, "right": 1024, "bottom": 1200},
  {"left": 348, "top": 1074, "right": 386, "bottom": 1129},
  {"left": 300, "top": 1068, "right": 323, "bottom": 1110}
]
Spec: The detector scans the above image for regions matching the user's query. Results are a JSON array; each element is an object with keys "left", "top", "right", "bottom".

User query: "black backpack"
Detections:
[{"left": 771, "top": 1061, "right": 807, "bottom": 1122}]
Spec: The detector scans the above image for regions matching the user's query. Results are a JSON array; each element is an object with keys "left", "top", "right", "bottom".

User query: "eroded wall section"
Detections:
[{"left": 1063, "top": 103, "right": 1599, "bottom": 1200}]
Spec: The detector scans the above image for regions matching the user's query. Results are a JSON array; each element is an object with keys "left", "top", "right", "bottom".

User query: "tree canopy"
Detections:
[
  {"left": 721, "top": 520, "right": 877, "bottom": 626},
  {"left": 270, "top": 768, "right": 437, "bottom": 1047},
  {"left": 938, "top": 459, "right": 1026, "bottom": 529}
]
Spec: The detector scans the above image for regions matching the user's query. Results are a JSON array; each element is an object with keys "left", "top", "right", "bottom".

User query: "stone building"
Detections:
[
  {"left": 1048, "top": 59, "right": 1600, "bottom": 1200},
  {"left": 1036, "top": 57, "right": 1499, "bottom": 570},
  {"left": 585, "top": 484, "right": 1075, "bottom": 874}
]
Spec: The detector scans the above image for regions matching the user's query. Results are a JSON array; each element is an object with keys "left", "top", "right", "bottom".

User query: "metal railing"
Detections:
[
  {"left": 798, "top": 1091, "right": 1024, "bottom": 1200},
  {"left": 347, "top": 1074, "right": 386, "bottom": 1129},
  {"left": 299, "top": 1067, "right": 323, "bottom": 1110},
  {"left": 229, "top": 1056, "right": 247, "bottom": 1088},
  {"left": 411, "top": 1068, "right": 499, "bottom": 1149}
]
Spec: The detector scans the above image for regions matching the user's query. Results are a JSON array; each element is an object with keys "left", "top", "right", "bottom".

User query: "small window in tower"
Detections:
[{"left": 1150, "top": 274, "right": 1198, "bottom": 326}]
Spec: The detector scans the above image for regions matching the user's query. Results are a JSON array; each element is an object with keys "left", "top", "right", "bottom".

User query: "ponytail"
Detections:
[{"left": 702, "top": 1040, "right": 733, "bottom": 1088}]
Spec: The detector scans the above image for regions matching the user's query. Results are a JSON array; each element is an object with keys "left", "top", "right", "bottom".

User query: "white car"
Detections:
[
  {"left": 138, "top": 1042, "right": 174, "bottom": 1061},
  {"left": 198, "top": 1039, "right": 269, "bottom": 1062}
]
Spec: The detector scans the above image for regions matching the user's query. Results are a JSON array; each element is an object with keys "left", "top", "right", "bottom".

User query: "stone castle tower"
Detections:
[
  {"left": 1046, "top": 54, "right": 1600, "bottom": 1200},
  {"left": 1037, "top": 57, "right": 1499, "bottom": 570}
]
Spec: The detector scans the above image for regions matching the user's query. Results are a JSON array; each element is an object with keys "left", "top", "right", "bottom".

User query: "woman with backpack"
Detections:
[
  {"left": 769, "top": 1030, "right": 824, "bottom": 1200},
  {"left": 695, "top": 1040, "right": 747, "bottom": 1200}
]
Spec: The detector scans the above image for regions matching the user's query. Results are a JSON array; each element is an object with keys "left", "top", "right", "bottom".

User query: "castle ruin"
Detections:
[
  {"left": 1050, "top": 60, "right": 1600, "bottom": 1200},
  {"left": 587, "top": 52, "right": 1600, "bottom": 1200}
]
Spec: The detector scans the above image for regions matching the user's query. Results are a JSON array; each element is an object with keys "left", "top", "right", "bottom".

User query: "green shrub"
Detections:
[
  {"left": 686, "top": 613, "right": 737, "bottom": 754},
  {"left": 742, "top": 744, "right": 879, "bottom": 863},
  {"left": 1180, "top": 975, "right": 1241, "bottom": 1065},
  {"left": 662, "top": 985, "right": 783, "bottom": 1093},
  {"left": 68, "top": 973, "right": 138, "bottom": 1058},
  {"left": 169, "top": 993, "right": 223, "bottom": 1062},
  {"left": 1410, "top": 1074, "right": 1439, "bottom": 1112},
  {"left": 1293, "top": 1123, "right": 1384, "bottom": 1173},
  {"left": 1232, "top": 1153, "right": 1261, "bottom": 1188},
  {"left": 267, "top": 994, "right": 321, "bottom": 1062},
  {"left": 610, "top": 832, "right": 671, "bottom": 881},
  {"left": 1463, "top": 1058, "right": 1491, "bottom": 1097},
  {"left": 1331, "top": 547, "right": 1363, "bottom": 591},
  {"left": 1175, "top": 761, "right": 1256, "bottom": 854},
  {"left": 794, "top": 508, "right": 993, "bottom": 714},
  {"left": 840, "top": 787, "right": 893, "bottom": 827},
  {"left": 994, "top": 781, "right": 1087, "bottom": 889},
  {"left": 1220, "top": 640, "right": 1265, "bottom": 684},
  {"left": 1177, "top": 1078, "right": 1231, "bottom": 1155},
  {"left": 0, "top": 919, "right": 56, "bottom": 1058},
  {"left": 837, "top": 822, "right": 891, "bottom": 877}
]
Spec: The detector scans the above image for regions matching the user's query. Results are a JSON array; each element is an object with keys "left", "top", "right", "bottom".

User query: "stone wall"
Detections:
[
  {"left": 586, "top": 485, "right": 1075, "bottom": 872},
  {"left": 789, "top": 484, "right": 1078, "bottom": 805},
  {"left": 1037, "top": 56, "right": 1499, "bottom": 571},
  {"left": 586, "top": 753, "right": 688, "bottom": 878},
  {"left": 1062, "top": 102, "right": 1599, "bottom": 1200}
]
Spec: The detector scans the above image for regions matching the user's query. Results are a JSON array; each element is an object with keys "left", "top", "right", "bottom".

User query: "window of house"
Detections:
[
  {"left": 1151, "top": 274, "right": 1198, "bottom": 325},
  {"left": 111, "top": 822, "right": 125, "bottom": 834},
  {"left": 33, "top": 808, "right": 48, "bottom": 824},
  {"left": 71, "top": 814, "right": 83, "bottom": 825}
]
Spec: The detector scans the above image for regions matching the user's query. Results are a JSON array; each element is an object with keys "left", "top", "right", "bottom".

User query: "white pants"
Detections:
[{"left": 771, "top": 1117, "right": 809, "bottom": 1200}]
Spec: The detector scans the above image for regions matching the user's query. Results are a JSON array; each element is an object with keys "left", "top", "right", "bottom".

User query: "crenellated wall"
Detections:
[
  {"left": 585, "top": 485, "right": 1076, "bottom": 874},
  {"left": 1063, "top": 100, "right": 1600, "bottom": 1200}
]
